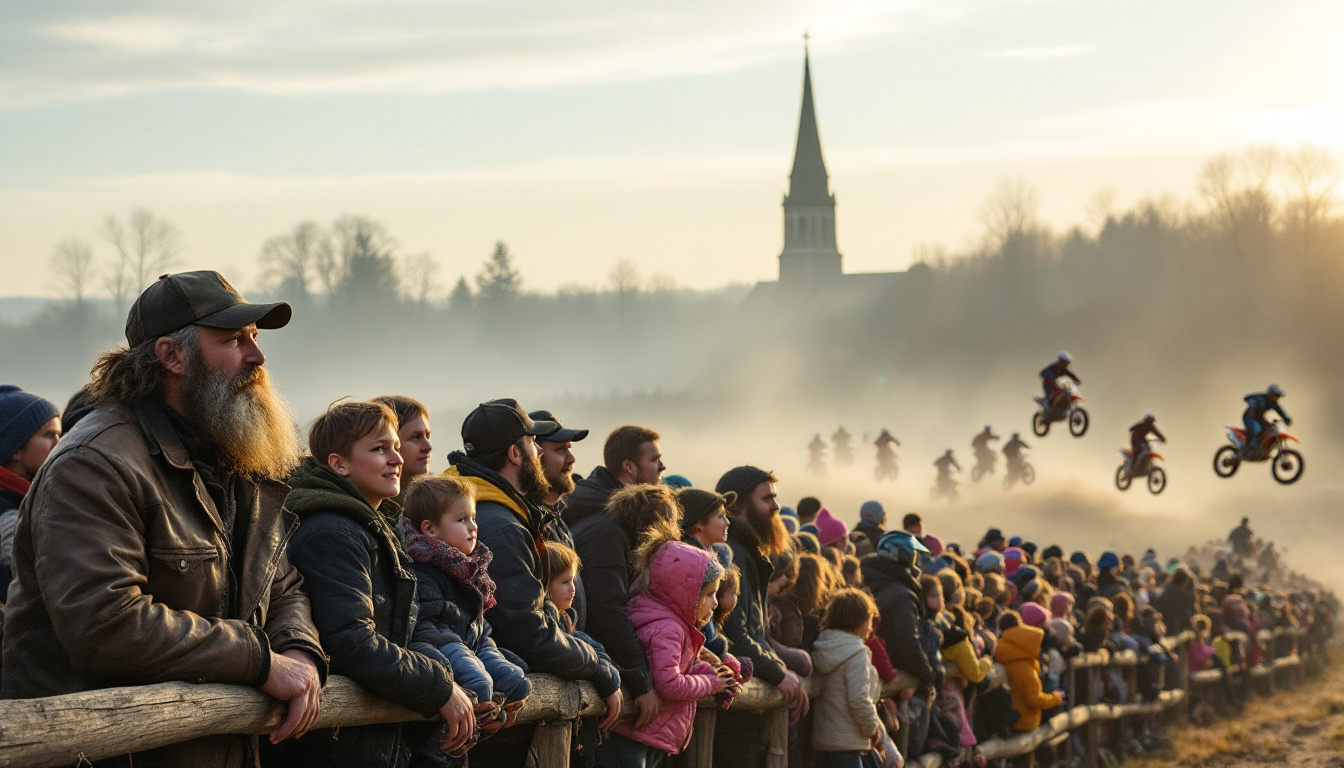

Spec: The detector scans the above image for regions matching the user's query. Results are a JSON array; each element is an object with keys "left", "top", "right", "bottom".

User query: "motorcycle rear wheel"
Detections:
[
  {"left": 1213, "top": 446, "right": 1240, "bottom": 478},
  {"left": 1032, "top": 412, "right": 1050, "bottom": 437},
  {"left": 1069, "top": 408, "right": 1089, "bottom": 437},
  {"left": 1021, "top": 463, "right": 1035, "bottom": 485},
  {"left": 1272, "top": 449, "right": 1304, "bottom": 485},
  {"left": 1115, "top": 464, "right": 1132, "bottom": 491},
  {"left": 1148, "top": 467, "right": 1167, "bottom": 494}
]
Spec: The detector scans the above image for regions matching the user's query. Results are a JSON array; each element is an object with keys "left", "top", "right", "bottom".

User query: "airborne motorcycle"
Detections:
[
  {"left": 1212, "top": 420, "right": 1304, "bottom": 485},
  {"left": 1116, "top": 447, "right": 1167, "bottom": 494},
  {"left": 1003, "top": 456, "right": 1036, "bottom": 489},
  {"left": 971, "top": 446, "right": 997, "bottom": 481},
  {"left": 1032, "top": 382, "right": 1089, "bottom": 438}
]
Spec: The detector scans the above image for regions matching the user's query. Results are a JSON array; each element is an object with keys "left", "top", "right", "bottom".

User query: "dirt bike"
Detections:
[
  {"left": 875, "top": 451, "right": 899, "bottom": 482},
  {"left": 971, "top": 446, "right": 997, "bottom": 481},
  {"left": 1116, "top": 446, "right": 1166, "bottom": 494},
  {"left": 1003, "top": 456, "right": 1035, "bottom": 489},
  {"left": 834, "top": 443, "right": 855, "bottom": 466},
  {"left": 931, "top": 473, "right": 959, "bottom": 502},
  {"left": 1032, "top": 383, "right": 1089, "bottom": 438},
  {"left": 806, "top": 454, "right": 827, "bottom": 478},
  {"left": 1212, "top": 420, "right": 1304, "bottom": 485}
]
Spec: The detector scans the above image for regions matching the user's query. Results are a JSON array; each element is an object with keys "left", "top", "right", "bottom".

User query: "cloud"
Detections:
[
  {"left": 979, "top": 43, "right": 1097, "bottom": 60},
  {"left": 0, "top": 0, "right": 981, "bottom": 107}
]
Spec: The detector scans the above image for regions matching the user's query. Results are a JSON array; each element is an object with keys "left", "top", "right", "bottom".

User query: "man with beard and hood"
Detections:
[
  {"left": 862, "top": 530, "right": 936, "bottom": 760},
  {"left": 2, "top": 271, "right": 326, "bottom": 768},
  {"left": 712, "top": 465, "right": 810, "bottom": 768},
  {"left": 445, "top": 400, "right": 621, "bottom": 766}
]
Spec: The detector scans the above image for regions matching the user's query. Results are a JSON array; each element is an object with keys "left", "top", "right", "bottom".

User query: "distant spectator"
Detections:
[
  {"left": 853, "top": 501, "right": 886, "bottom": 551},
  {"left": 798, "top": 496, "right": 823, "bottom": 536}
]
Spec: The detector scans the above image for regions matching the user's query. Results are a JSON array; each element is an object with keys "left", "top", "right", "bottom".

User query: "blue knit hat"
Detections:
[
  {"left": 859, "top": 500, "right": 885, "bottom": 524},
  {"left": 1097, "top": 551, "right": 1121, "bottom": 571},
  {"left": 0, "top": 385, "right": 59, "bottom": 462}
]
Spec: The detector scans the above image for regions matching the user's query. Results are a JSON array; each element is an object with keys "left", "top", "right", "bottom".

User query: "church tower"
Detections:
[{"left": 778, "top": 47, "right": 842, "bottom": 291}]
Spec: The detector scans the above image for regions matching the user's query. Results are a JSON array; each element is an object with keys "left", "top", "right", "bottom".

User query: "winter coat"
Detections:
[
  {"left": 854, "top": 520, "right": 884, "bottom": 552},
  {"left": 940, "top": 624, "right": 991, "bottom": 684},
  {"left": 445, "top": 454, "right": 613, "bottom": 695},
  {"left": 2, "top": 402, "right": 326, "bottom": 768},
  {"left": 0, "top": 466, "right": 26, "bottom": 600},
  {"left": 860, "top": 553, "right": 935, "bottom": 686},
  {"left": 681, "top": 535, "right": 731, "bottom": 659},
  {"left": 613, "top": 542, "right": 722, "bottom": 754},
  {"left": 402, "top": 523, "right": 531, "bottom": 705},
  {"left": 568, "top": 477, "right": 655, "bottom": 696},
  {"left": 1151, "top": 582, "right": 1197, "bottom": 635},
  {"left": 810, "top": 628, "right": 883, "bottom": 752},
  {"left": 994, "top": 625, "right": 1063, "bottom": 732},
  {"left": 279, "top": 459, "right": 453, "bottom": 768},
  {"left": 722, "top": 521, "right": 788, "bottom": 685}
]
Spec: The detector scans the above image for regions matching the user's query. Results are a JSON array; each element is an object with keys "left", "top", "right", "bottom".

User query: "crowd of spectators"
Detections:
[{"left": 0, "top": 270, "right": 1336, "bottom": 768}]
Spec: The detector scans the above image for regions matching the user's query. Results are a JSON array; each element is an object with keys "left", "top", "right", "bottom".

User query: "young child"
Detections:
[
  {"left": 606, "top": 525, "right": 740, "bottom": 767},
  {"left": 401, "top": 476, "right": 531, "bottom": 765},
  {"left": 812, "top": 587, "right": 886, "bottom": 768},
  {"left": 544, "top": 541, "right": 623, "bottom": 692},
  {"left": 994, "top": 612, "right": 1065, "bottom": 736},
  {"left": 706, "top": 566, "right": 753, "bottom": 685}
]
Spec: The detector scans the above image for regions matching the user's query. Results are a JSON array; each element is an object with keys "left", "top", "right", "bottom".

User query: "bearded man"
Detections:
[
  {"left": 445, "top": 400, "right": 615, "bottom": 767},
  {"left": 2, "top": 271, "right": 325, "bottom": 768},
  {"left": 714, "top": 465, "right": 810, "bottom": 768}
]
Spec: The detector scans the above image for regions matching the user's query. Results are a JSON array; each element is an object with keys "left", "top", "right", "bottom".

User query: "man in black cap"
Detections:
[
  {"left": 528, "top": 409, "right": 588, "bottom": 510},
  {"left": 446, "top": 400, "right": 621, "bottom": 765},
  {"left": 3, "top": 271, "right": 326, "bottom": 767}
]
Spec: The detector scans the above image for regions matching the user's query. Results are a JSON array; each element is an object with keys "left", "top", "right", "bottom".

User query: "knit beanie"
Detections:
[
  {"left": 1021, "top": 602, "right": 1048, "bottom": 629},
  {"left": 1022, "top": 541, "right": 1038, "bottom": 558},
  {"left": 662, "top": 474, "right": 694, "bottom": 490},
  {"left": 1097, "top": 551, "right": 1121, "bottom": 571},
  {"left": 859, "top": 500, "right": 885, "bottom": 524},
  {"left": 922, "top": 534, "right": 944, "bottom": 557},
  {"left": 0, "top": 385, "right": 59, "bottom": 462},
  {"left": 781, "top": 515, "right": 798, "bottom": 534},
  {"left": 1049, "top": 591, "right": 1075, "bottom": 618},
  {"left": 678, "top": 488, "right": 736, "bottom": 535},
  {"left": 976, "top": 551, "right": 1004, "bottom": 573},
  {"left": 1009, "top": 536, "right": 1023, "bottom": 548},
  {"left": 1047, "top": 617, "right": 1074, "bottom": 645},
  {"left": 1003, "top": 547, "right": 1025, "bottom": 576},
  {"left": 813, "top": 507, "right": 848, "bottom": 548},
  {"left": 715, "top": 466, "right": 773, "bottom": 503},
  {"left": 709, "top": 542, "right": 733, "bottom": 571}
]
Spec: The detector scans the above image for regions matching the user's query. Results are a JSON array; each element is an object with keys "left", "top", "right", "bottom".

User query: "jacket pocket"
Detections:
[{"left": 149, "top": 545, "right": 220, "bottom": 575}]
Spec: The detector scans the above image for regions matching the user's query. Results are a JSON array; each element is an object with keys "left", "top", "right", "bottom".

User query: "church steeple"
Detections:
[
  {"left": 786, "top": 48, "right": 832, "bottom": 207},
  {"left": 779, "top": 43, "right": 842, "bottom": 291}
]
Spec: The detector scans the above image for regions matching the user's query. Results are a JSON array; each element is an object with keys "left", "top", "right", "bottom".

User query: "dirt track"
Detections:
[{"left": 1133, "top": 655, "right": 1344, "bottom": 768}]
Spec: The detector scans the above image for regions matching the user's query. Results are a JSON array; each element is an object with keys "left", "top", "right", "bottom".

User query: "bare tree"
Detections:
[
  {"left": 102, "top": 209, "right": 184, "bottom": 300},
  {"left": 1198, "top": 149, "right": 1277, "bottom": 256},
  {"left": 1282, "top": 145, "right": 1342, "bottom": 259},
  {"left": 258, "top": 221, "right": 325, "bottom": 297},
  {"left": 314, "top": 215, "right": 398, "bottom": 295},
  {"left": 401, "top": 252, "right": 442, "bottom": 304},
  {"left": 646, "top": 273, "right": 678, "bottom": 293},
  {"left": 50, "top": 238, "right": 95, "bottom": 305},
  {"left": 607, "top": 259, "right": 642, "bottom": 296},
  {"left": 978, "top": 178, "right": 1041, "bottom": 248},
  {"left": 1086, "top": 188, "right": 1118, "bottom": 231}
]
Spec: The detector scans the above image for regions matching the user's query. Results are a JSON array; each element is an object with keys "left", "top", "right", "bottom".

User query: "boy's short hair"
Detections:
[
  {"left": 371, "top": 394, "right": 428, "bottom": 430},
  {"left": 822, "top": 587, "right": 878, "bottom": 633},
  {"left": 603, "top": 425, "right": 659, "bottom": 475},
  {"left": 309, "top": 400, "right": 397, "bottom": 463},
  {"left": 546, "top": 541, "right": 581, "bottom": 581},
  {"left": 997, "top": 610, "right": 1022, "bottom": 632},
  {"left": 403, "top": 476, "right": 476, "bottom": 529}
]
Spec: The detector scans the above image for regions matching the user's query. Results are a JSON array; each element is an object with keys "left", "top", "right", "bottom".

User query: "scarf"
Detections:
[
  {"left": 0, "top": 466, "right": 30, "bottom": 499},
  {"left": 400, "top": 519, "right": 497, "bottom": 612}
]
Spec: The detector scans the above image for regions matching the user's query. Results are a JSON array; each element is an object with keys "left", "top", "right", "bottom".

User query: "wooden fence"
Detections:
[{"left": 0, "top": 626, "right": 1315, "bottom": 768}]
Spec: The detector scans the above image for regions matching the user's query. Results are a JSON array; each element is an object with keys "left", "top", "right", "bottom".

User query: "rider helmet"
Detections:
[
  {"left": 1145, "top": 411, "right": 1156, "bottom": 421},
  {"left": 983, "top": 425, "right": 992, "bottom": 433},
  {"left": 1058, "top": 351, "right": 1072, "bottom": 363},
  {"left": 877, "top": 530, "right": 929, "bottom": 567},
  {"left": 880, "top": 428, "right": 890, "bottom": 435},
  {"left": 1011, "top": 432, "right": 1020, "bottom": 439},
  {"left": 1267, "top": 384, "right": 1284, "bottom": 398}
]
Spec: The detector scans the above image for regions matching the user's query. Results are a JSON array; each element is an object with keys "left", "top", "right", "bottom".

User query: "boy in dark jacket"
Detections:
[
  {"left": 402, "top": 476, "right": 532, "bottom": 766},
  {"left": 276, "top": 401, "right": 476, "bottom": 768}
]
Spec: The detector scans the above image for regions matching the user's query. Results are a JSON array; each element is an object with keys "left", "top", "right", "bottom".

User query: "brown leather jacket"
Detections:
[{"left": 2, "top": 401, "right": 326, "bottom": 768}]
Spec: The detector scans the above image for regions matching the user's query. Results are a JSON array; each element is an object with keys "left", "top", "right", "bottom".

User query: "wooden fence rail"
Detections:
[{"left": 0, "top": 626, "right": 1315, "bottom": 768}]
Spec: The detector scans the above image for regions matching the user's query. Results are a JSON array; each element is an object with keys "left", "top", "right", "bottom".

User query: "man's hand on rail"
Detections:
[
  {"left": 438, "top": 683, "right": 476, "bottom": 753},
  {"left": 261, "top": 649, "right": 323, "bottom": 744},
  {"left": 778, "top": 671, "right": 810, "bottom": 719},
  {"left": 599, "top": 689, "right": 625, "bottom": 734},
  {"left": 632, "top": 689, "right": 662, "bottom": 730}
]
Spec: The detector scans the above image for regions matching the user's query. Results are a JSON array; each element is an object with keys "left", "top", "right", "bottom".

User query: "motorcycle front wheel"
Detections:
[
  {"left": 1272, "top": 449, "right": 1304, "bottom": 485},
  {"left": 1148, "top": 467, "right": 1167, "bottom": 494},
  {"left": 1115, "top": 464, "right": 1132, "bottom": 491},
  {"left": 1213, "top": 446, "right": 1240, "bottom": 478},
  {"left": 1032, "top": 412, "right": 1050, "bottom": 437},
  {"left": 1069, "top": 408, "right": 1089, "bottom": 437}
]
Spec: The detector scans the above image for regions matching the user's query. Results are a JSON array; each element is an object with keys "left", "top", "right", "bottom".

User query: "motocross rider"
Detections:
[
  {"left": 808, "top": 434, "right": 826, "bottom": 462},
  {"left": 875, "top": 428, "right": 900, "bottom": 452},
  {"left": 971, "top": 425, "right": 1000, "bottom": 454},
  {"left": 1040, "top": 352, "right": 1080, "bottom": 412},
  {"left": 1003, "top": 432, "right": 1030, "bottom": 468},
  {"left": 1242, "top": 384, "right": 1290, "bottom": 454},
  {"left": 1128, "top": 412, "right": 1166, "bottom": 472},
  {"left": 831, "top": 426, "right": 853, "bottom": 463},
  {"left": 934, "top": 449, "right": 961, "bottom": 480}
]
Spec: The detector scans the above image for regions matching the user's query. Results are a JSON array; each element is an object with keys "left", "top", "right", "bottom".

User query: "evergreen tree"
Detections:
[{"left": 476, "top": 241, "right": 522, "bottom": 304}]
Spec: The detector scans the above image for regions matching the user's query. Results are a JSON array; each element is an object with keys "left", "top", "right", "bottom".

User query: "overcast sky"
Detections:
[{"left": 2, "top": 0, "right": 1341, "bottom": 297}]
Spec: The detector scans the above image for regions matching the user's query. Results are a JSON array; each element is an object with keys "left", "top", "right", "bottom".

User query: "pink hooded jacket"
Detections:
[{"left": 613, "top": 541, "right": 721, "bottom": 754}]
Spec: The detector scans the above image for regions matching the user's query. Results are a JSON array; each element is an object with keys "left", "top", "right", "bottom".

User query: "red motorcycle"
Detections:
[
  {"left": 1116, "top": 447, "right": 1166, "bottom": 495},
  {"left": 1032, "top": 383, "right": 1089, "bottom": 438},
  {"left": 1212, "top": 420, "right": 1303, "bottom": 485}
]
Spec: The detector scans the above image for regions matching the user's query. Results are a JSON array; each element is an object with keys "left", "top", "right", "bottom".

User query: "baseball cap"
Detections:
[
  {"left": 125, "top": 271, "right": 291, "bottom": 347},
  {"left": 528, "top": 410, "right": 589, "bottom": 443},
  {"left": 462, "top": 399, "right": 559, "bottom": 457}
]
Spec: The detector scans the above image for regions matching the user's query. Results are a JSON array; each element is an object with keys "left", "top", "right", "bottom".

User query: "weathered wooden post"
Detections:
[
  {"left": 526, "top": 721, "right": 573, "bottom": 768},
  {"left": 764, "top": 707, "right": 789, "bottom": 768},
  {"left": 1171, "top": 637, "right": 1190, "bottom": 726},
  {"left": 1083, "top": 666, "right": 1100, "bottom": 768},
  {"left": 686, "top": 707, "right": 718, "bottom": 768}
]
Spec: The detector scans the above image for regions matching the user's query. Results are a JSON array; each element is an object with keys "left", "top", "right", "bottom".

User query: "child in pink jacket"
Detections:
[{"left": 605, "top": 534, "right": 743, "bottom": 766}]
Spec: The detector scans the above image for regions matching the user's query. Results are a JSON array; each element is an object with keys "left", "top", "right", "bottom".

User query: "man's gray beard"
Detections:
[
  {"left": 179, "top": 351, "right": 303, "bottom": 482},
  {"left": 519, "top": 454, "right": 552, "bottom": 500}
]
